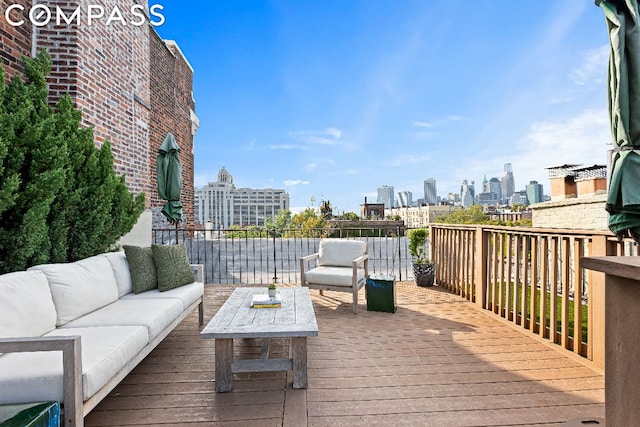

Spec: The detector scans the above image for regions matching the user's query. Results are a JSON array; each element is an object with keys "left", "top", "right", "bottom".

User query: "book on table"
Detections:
[{"left": 251, "top": 293, "right": 282, "bottom": 308}]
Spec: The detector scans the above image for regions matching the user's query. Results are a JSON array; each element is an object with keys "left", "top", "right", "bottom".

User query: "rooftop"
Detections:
[{"left": 86, "top": 282, "right": 604, "bottom": 426}]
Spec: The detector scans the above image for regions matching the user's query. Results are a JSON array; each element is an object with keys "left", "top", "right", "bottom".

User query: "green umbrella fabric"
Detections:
[
  {"left": 599, "top": 0, "right": 640, "bottom": 240},
  {"left": 157, "top": 133, "right": 183, "bottom": 225}
]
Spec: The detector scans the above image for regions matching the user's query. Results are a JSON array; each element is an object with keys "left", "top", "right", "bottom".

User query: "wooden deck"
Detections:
[{"left": 85, "top": 283, "right": 604, "bottom": 426}]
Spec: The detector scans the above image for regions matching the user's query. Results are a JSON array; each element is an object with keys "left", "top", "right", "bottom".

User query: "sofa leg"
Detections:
[
  {"left": 319, "top": 290, "right": 324, "bottom": 296},
  {"left": 198, "top": 299, "right": 204, "bottom": 325}
]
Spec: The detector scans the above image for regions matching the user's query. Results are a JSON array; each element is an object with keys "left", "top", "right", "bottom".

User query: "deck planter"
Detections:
[{"left": 413, "top": 262, "right": 435, "bottom": 287}]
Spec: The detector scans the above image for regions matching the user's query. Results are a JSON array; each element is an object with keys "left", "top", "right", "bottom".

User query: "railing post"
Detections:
[
  {"left": 474, "top": 226, "right": 487, "bottom": 309},
  {"left": 588, "top": 234, "right": 615, "bottom": 370}
]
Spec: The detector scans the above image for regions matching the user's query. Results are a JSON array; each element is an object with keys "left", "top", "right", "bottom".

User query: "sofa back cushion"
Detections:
[
  {"left": 102, "top": 251, "right": 133, "bottom": 297},
  {"left": 0, "top": 270, "right": 57, "bottom": 338},
  {"left": 29, "top": 255, "right": 119, "bottom": 326},
  {"left": 318, "top": 239, "right": 367, "bottom": 268}
]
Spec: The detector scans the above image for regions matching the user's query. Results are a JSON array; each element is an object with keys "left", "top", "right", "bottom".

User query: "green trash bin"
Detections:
[{"left": 366, "top": 274, "right": 396, "bottom": 313}]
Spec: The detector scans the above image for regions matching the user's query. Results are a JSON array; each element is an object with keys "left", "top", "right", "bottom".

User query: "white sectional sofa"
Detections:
[{"left": 0, "top": 251, "right": 204, "bottom": 427}]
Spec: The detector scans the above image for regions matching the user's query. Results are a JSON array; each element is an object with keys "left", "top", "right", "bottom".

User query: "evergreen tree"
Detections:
[
  {"left": 0, "top": 51, "right": 67, "bottom": 272},
  {"left": 0, "top": 50, "right": 144, "bottom": 273}
]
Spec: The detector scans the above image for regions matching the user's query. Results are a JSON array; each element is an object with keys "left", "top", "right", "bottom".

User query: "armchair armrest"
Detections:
[
  {"left": 352, "top": 253, "right": 370, "bottom": 283},
  {"left": 300, "top": 252, "right": 320, "bottom": 284},
  {"left": 300, "top": 253, "right": 320, "bottom": 263},
  {"left": 0, "top": 336, "right": 83, "bottom": 427},
  {"left": 190, "top": 264, "right": 204, "bottom": 283}
]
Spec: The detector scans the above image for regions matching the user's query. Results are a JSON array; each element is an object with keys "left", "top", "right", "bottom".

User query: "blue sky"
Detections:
[{"left": 155, "top": 0, "right": 611, "bottom": 214}]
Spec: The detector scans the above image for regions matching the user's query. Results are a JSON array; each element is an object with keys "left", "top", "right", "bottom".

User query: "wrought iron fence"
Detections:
[{"left": 152, "top": 227, "right": 421, "bottom": 285}]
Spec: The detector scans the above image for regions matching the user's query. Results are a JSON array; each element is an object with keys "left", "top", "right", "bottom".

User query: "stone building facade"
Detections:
[{"left": 0, "top": 0, "right": 197, "bottom": 231}]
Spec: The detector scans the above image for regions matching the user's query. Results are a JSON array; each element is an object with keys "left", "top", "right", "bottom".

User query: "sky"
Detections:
[{"left": 154, "top": 0, "right": 612, "bottom": 214}]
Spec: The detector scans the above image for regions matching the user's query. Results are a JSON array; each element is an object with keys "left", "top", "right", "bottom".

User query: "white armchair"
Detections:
[{"left": 300, "top": 239, "right": 369, "bottom": 314}]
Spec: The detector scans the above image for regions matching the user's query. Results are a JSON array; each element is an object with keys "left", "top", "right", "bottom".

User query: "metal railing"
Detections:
[{"left": 152, "top": 227, "right": 420, "bottom": 285}]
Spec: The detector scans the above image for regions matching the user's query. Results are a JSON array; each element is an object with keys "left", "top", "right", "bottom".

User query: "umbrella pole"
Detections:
[{"left": 176, "top": 220, "right": 179, "bottom": 244}]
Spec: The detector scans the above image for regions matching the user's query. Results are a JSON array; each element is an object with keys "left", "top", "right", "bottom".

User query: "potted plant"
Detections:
[
  {"left": 408, "top": 228, "right": 435, "bottom": 287},
  {"left": 268, "top": 283, "right": 277, "bottom": 299}
]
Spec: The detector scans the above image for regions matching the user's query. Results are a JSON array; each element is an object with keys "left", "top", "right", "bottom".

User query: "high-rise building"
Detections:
[
  {"left": 377, "top": 185, "right": 395, "bottom": 209},
  {"left": 501, "top": 163, "right": 515, "bottom": 204},
  {"left": 489, "top": 177, "right": 502, "bottom": 203},
  {"left": 424, "top": 178, "right": 437, "bottom": 205},
  {"left": 195, "top": 167, "right": 289, "bottom": 228},
  {"left": 526, "top": 180, "right": 544, "bottom": 205},
  {"left": 398, "top": 191, "right": 413, "bottom": 207},
  {"left": 460, "top": 179, "right": 475, "bottom": 207}
]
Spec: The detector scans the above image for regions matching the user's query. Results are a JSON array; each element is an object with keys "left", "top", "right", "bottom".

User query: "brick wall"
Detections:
[
  {"left": 0, "top": 0, "right": 32, "bottom": 83},
  {"left": 34, "top": 0, "right": 151, "bottom": 199},
  {"left": 0, "top": 0, "right": 196, "bottom": 230},
  {"left": 150, "top": 33, "right": 196, "bottom": 227},
  {"left": 531, "top": 194, "right": 608, "bottom": 231}
]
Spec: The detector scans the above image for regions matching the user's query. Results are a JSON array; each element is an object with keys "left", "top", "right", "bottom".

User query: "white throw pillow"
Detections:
[
  {"left": 0, "top": 270, "right": 57, "bottom": 338},
  {"left": 318, "top": 239, "right": 367, "bottom": 267},
  {"left": 102, "top": 251, "right": 133, "bottom": 297},
  {"left": 29, "top": 255, "right": 119, "bottom": 326}
]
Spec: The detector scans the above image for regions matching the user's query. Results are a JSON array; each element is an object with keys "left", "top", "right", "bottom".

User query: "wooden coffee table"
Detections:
[{"left": 200, "top": 287, "right": 318, "bottom": 392}]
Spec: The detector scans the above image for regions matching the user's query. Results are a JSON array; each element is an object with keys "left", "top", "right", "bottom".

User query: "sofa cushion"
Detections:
[
  {"left": 60, "top": 298, "right": 183, "bottom": 341},
  {"left": 0, "top": 325, "right": 148, "bottom": 404},
  {"left": 102, "top": 251, "right": 133, "bottom": 297},
  {"left": 318, "top": 239, "right": 367, "bottom": 268},
  {"left": 123, "top": 245, "right": 157, "bottom": 294},
  {"left": 305, "top": 266, "right": 366, "bottom": 287},
  {"left": 151, "top": 244, "right": 195, "bottom": 292},
  {"left": 121, "top": 282, "right": 204, "bottom": 311},
  {"left": 0, "top": 270, "right": 57, "bottom": 338},
  {"left": 28, "top": 255, "right": 119, "bottom": 326}
]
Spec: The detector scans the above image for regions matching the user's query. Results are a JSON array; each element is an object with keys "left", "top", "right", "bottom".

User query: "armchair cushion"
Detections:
[
  {"left": 317, "top": 239, "right": 367, "bottom": 267},
  {"left": 304, "top": 266, "right": 366, "bottom": 287}
]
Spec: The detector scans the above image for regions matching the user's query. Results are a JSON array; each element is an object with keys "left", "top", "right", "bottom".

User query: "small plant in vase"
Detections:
[
  {"left": 268, "top": 283, "right": 277, "bottom": 299},
  {"left": 408, "top": 228, "right": 435, "bottom": 287}
]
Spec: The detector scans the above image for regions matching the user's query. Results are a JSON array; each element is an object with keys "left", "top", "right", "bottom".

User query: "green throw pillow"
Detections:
[
  {"left": 151, "top": 244, "right": 194, "bottom": 292},
  {"left": 123, "top": 245, "right": 158, "bottom": 294}
]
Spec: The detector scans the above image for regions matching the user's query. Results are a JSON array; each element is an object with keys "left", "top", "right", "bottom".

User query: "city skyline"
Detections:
[{"left": 156, "top": 1, "right": 610, "bottom": 214}]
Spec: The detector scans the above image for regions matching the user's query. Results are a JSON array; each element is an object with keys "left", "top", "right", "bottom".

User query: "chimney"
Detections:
[{"left": 546, "top": 165, "right": 580, "bottom": 201}]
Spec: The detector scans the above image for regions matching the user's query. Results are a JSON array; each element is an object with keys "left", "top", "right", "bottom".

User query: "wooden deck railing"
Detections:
[{"left": 431, "top": 223, "right": 637, "bottom": 369}]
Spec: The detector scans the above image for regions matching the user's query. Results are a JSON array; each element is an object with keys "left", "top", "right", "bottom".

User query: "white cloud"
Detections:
[
  {"left": 289, "top": 127, "right": 344, "bottom": 145},
  {"left": 269, "top": 144, "right": 305, "bottom": 150},
  {"left": 512, "top": 109, "right": 610, "bottom": 185},
  {"left": 305, "top": 158, "right": 336, "bottom": 172},
  {"left": 284, "top": 179, "right": 310, "bottom": 186},
  {"left": 569, "top": 45, "right": 608, "bottom": 86},
  {"left": 411, "top": 120, "right": 432, "bottom": 128}
]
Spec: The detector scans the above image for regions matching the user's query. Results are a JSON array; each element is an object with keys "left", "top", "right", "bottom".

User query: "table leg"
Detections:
[
  {"left": 292, "top": 337, "right": 307, "bottom": 388},
  {"left": 215, "top": 338, "right": 233, "bottom": 392}
]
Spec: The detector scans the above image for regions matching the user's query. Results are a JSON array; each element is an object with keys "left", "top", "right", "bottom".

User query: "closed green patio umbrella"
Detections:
[
  {"left": 157, "top": 133, "right": 183, "bottom": 242},
  {"left": 598, "top": 0, "right": 640, "bottom": 241}
]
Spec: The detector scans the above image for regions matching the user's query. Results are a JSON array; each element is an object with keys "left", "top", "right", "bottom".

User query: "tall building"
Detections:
[
  {"left": 398, "top": 191, "right": 413, "bottom": 207},
  {"left": 526, "top": 180, "right": 544, "bottom": 205},
  {"left": 501, "top": 163, "right": 515, "bottom": 204},
  {"left": 460, "top": 179, "right": 475, "bottom": 208},
  {"left": 377, "top": 185, "right": 395, "bottom": 209},
  {"left": 424, "top": 178, "right": 437, "bottom": 205},
  {"left": 195, "top": 167, "right": 289, "bottom": 228}
]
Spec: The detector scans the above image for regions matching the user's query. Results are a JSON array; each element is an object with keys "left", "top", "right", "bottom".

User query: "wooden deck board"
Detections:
[{"left": 85, "top": 282, "right": 604, "bottom": 426}]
